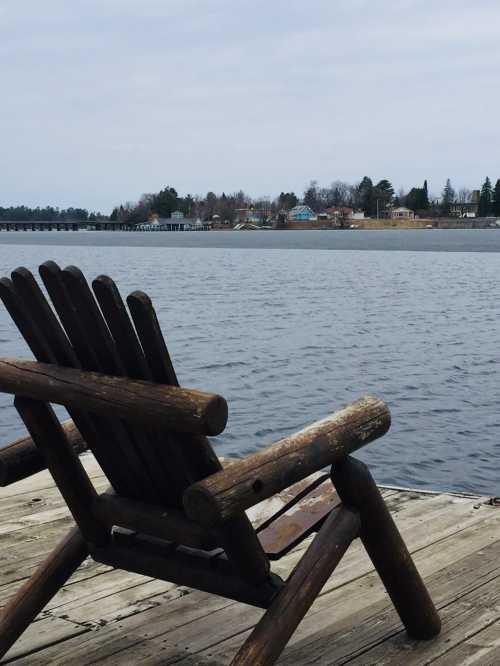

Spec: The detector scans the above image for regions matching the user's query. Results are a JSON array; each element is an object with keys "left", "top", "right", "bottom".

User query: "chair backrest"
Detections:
[
  {"left": 1, "top": 262, "right": 274, "bottom": 584},
  {"left": 0, "top": 262, "right": 224, "bottom": 507}
]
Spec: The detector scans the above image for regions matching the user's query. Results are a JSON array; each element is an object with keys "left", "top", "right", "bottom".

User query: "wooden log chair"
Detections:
[{"left": 0, "top": 262, "right": 441, "bottom": 665}]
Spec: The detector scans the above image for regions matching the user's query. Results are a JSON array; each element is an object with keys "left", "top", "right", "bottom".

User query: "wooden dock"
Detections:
[{"left": 1, "top": 454, "right": 500, "bottom": 665}]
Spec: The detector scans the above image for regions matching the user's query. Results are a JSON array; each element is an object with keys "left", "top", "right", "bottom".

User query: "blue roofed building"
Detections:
[{"left": 288, "top": 205, "right": 317, "bottom": 221}]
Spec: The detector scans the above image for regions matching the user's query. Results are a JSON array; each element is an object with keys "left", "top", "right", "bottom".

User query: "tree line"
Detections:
[
  {"left": 0, "top": 206, "right": 106, "bottom": 222},
  {"left": 3, "top": 176, "right": 500, "bottom": 225},
  {"left": 111, "top": 177, "right": 500, "bottom": 224}
]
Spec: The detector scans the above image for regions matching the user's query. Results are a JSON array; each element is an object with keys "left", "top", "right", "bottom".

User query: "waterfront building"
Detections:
[
  {"left": 234, "top": 208, "right": 263, "bottom": 224},
  {"left": 389, "top": 206, "right": 415, "bottom": 220},
  {"left": 449, "top": 202, "right": 479, "bottom": 218},
  {"left": 325, "top": 206, "right": 354, "bottom": 219},
  {"left": 288, "top": 205, "right": 317, "bottom": 221}
]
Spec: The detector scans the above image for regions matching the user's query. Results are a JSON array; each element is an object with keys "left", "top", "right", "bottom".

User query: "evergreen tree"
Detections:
[
  {"left": 152, "top": 186, "right": 178, "bottom": 218},
  {"left": 422, "top": 180, "right": 430, "bottom": 209},
  {"left": 478, "top": 177, "right": 493, "bottom": 217},
  {"left": 277, "top": 192, "right": 298, "bottom": 210},
  {"left": 373, "top": 179, "right": 394, "bottom": 216},
  {"left": 358, "top": 176, "right": 374, "bottom": 216},
  {"left": 406, "top": 188, "right": 422, "bottom": 212},
  {"left": 494, "top": 179, "right": 500, "bottom": 216},
  {"left": 441, "top": 179, "right": 456, "bottom": 215}
]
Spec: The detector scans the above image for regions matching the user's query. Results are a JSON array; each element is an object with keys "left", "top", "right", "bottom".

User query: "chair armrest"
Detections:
[
  {"left": 0, "top": 419, "right": 86, "bottom": 486},
  {"left": 0, "top": 358, "right": 228, "bottom": 436},
  {"left": 183, "top": 396, "right": 390, "bottom": 527}
]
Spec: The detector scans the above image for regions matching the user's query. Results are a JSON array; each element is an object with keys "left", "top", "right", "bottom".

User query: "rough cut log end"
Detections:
[{"left": 202, "top": 394, "right": 229, "bottom": 436}]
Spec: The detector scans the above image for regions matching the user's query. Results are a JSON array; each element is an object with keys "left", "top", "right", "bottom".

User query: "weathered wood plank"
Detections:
[
  {"left": 1, "top": 615, "right": 89, "bottom": 663},
  {"left": 432, "top": 618, "right": 500, "bottom": 665}
]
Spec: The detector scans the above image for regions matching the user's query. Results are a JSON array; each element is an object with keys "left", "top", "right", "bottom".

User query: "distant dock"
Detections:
[{"left": 0, "top": 220, "right": 211, "bottom": 232}]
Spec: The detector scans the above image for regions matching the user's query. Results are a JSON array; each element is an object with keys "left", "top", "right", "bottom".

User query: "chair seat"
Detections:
[{"left": 253, "top": 473, "right": 340, "bottom": 559}]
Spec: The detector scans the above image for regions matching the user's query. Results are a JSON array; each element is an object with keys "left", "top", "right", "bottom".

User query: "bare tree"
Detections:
[{"left": 457, "top": 188, "right": 472, "bottom": 203}]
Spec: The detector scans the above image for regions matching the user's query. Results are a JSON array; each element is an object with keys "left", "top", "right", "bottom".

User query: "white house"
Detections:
[{"left": 390, "top": 207, "right": 414, "bottom": 220}]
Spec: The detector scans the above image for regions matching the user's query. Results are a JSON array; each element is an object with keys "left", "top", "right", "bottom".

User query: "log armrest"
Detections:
[
  {"left": 0, "top": 358, "right": 228, "bottom": 436},
  {"left": 183, "top": 396, "right": 390, "bottom": 527},
  {"left": 0, "top": 419, "right": 86, "bottom": 487}
]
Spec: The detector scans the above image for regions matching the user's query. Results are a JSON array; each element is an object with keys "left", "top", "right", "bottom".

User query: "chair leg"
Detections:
[
  {"left": 0, "top": 526, "right": 88, "bottom": 660},
  {"left": 231, "top": 506, "right": 360, "bottom": 666},
  {"left": 331, "top": 456, "right": 441, "bottom": 639}
]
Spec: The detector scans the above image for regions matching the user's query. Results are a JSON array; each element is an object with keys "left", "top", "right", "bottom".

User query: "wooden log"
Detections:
[
  {"left": 91, "top": 530, "right": 283, "bottom": 610},
  {"left": 0, "top": 419, "right": 88, "bottom": 487},
  {"left": 94, "top": 492, "right": 217, "bottom": 550},
  {"left": 0, "top": 277, "right": 56, "bottom": 364},
  {"left": 0, "top": 526, "right": 88, "bottom": 660},
  {"left": 331, "top": 455, "right": 441, "bottom": 640},
  {"left": 15, "top": 397, "right": 109, "bottom": 545},
  {"left": 92, "top": 276, "right": 152, "bottom": 381},
  {"left": 0, "top": 419, "right": 87, "bottom": 486},
  {"left": 183, "top": 396, "right": 390, "bottom": 526},
  {"left": 127, "top": 290, "right": 179, "bottom": 386},
  {"left": 232, "top": 506, "right": 360, "bottom": 666},
  {"left": 0, "top": 357, "right": 228, "bottom": 436}
]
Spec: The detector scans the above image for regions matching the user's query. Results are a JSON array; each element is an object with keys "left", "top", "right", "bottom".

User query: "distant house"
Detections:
[
  {"left": 390, "top": 207, "right": 414, "bottom": 220},
  {"left": 449, "top": 202, "right": 478, "bottom": 218},
  {"left": 325, "top": 206, "right": 353, "bottom": 219},
  {"left": 288, "top": 205, "right": 317, "bottom": 221},
  {"left": 234, "top": 208, "right": 264, "bottom": 224},
  {"left": 171, "top": 210, "right": 185, "bottom": 219}
]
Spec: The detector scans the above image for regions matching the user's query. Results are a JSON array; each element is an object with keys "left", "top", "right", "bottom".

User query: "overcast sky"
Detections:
[{"left": 1, "top": 1, "right": 499, "bottom": 212}]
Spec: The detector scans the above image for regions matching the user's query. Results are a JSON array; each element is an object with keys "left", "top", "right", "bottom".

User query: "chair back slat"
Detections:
[
  {"left": 92, "top": 276, "right": 152, "bottom": 381},
  {"left": 0, "top": 278, "right": 56, "bottom": 364},
  {"left": 127, "top": 291, "right": 179, "bottom": 386}
]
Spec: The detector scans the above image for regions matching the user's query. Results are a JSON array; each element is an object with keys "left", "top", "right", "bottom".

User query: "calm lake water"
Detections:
[{"left": 1, "top": 229, "right": 500, "bottom": 495}]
